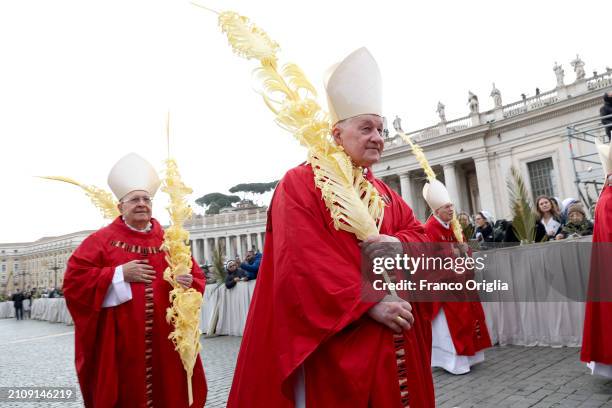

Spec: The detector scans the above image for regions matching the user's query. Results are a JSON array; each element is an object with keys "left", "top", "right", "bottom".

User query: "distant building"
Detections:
[
  {"left": 186, "top": 204, "right": 267, "bottom": 265},
  {"left": 376, "top": 64, "right": 612, "bottom": 221},
  {"left": 0, "top": 230, "right": 92, "bottom": 295}
]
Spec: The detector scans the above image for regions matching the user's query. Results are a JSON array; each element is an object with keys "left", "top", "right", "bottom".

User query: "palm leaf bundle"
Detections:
[
  {"left": 506, "top": 166, "right": 537, "bottom": 244},
  {"left": 38, "top": 176, "right": 119, "bottom": 220},
  {"left": 397, "top": 132, "right": 464, "bottom": 243},
  {"left": 161, "top": 158, "right": 202, "bottom": 406}
]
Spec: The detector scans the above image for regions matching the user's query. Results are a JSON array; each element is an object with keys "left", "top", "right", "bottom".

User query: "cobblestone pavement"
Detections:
[{"left": 1, "top": 318, "right": 611, "bottom": 407}]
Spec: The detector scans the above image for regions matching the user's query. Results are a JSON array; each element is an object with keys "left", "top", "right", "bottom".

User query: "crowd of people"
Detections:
[
  {"left": 457, "top": 195, "right": 594, "bottom": 249},
  {"left": 3, "top": 287, "right": 63, "bottom": 321},
  {"left": 224, "top": 249, "right": 262, "bottom": 289}
]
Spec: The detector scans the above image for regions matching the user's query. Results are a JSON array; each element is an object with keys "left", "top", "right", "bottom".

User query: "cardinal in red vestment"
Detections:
[
  {"left": 581, "top": 139, "right": 612, "bottom": 378},
  {"left": 422, "top": 179, "right": 491, "bottom": 375},
  {"left": 228, "top": 48, "right": 435, "bottom": 408},
  {"left": 63, "top": 153, "right": 207, "bottom": 407}
]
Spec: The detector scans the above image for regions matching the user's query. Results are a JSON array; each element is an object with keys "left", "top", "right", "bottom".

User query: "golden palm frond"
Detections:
[
  {"left": 398, "top": 132, "right": 464, "bottom": 243},
  {"left": 208, "top": 9, "right": 385, "bottom": 239},
  {"left": 506, "top": 166, "right": 536, "bottom": 244},
  {"left": 38, "top": 176, "right": 119, "bottom": 220},
  {"left": 161, "top": 159, "right": 202, "bottom": 406},
  {"left": 217, "top": 11, "right": 279, "bottom": 67},
  {"left": 398, "top": 133, "right": 437, "bottom": 181}
]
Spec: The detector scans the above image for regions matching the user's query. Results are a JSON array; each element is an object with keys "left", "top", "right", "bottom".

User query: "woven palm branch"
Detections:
[
  {"left": 206, "top": 9, "right": 385, "bottom": 240},
  {"left": 38, "top": 176, "right": 119, "bottom": 220},
  {"left": 398, "top": 132, "right": 464, "bottom": 243},
  {"left": 161, "top": 159, "right": 202, "bottom": 406},
  {"left": 506, "top": 166, "right": 536, "bottom": 244}
]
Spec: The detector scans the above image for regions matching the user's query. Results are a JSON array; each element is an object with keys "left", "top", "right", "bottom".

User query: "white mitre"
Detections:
[
  {"left": 595, "top": 138, "right": 612, "bottom": 176},
  {"left": 324, "top": 47, "right": 383, "bottom": 125},
  {"left": 423, "top": 179, "right": 452, "bottom": 211},
  {"left": 107, "top": 153, "right": 161, "bottom": 200}
]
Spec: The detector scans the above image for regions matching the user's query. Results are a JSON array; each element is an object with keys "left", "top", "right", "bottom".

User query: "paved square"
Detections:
[{"left": 1, "top": 319, "right": 611, "bottom": 407}]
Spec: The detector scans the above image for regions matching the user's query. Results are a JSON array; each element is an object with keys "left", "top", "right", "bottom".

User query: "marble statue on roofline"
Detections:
[
  {"left": 437, "top": 102, "right": 446, "bottom": 123},
  {"left": 468, "top": 92, "right": 479, "bottom": 114},
  {"left": 490, "top": 83, "right": 502, "bottom": 108},
  {"left": 553, "top": 62, "right": 565, "bottom": 87},
  {"left": 392, "top": 115, "right": 403, "bottom": 133},
  {"left": 570, "top": 54, "right": 586, "bottom": 81}
]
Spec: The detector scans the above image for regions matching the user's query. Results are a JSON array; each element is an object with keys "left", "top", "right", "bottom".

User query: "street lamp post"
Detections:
[
  {"left": 18, "top": 268, "right": 26, "bottom": 291},
  {"left": 49, "top": 262, "right": 61, "bottom": 290}
]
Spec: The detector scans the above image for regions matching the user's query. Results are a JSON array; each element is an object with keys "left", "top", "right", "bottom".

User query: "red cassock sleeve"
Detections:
[
  {"left": 64, "top": 234, "right": 115, "bottom": 312},
  {"left": 63, "top": 233, "right": 120, "bottom": 408},
  {"left": 271, "top": 168, "right": 380, "bottom": 377},
  {"left": 190, "top": 257, "right": 206, "bottom": 294}
]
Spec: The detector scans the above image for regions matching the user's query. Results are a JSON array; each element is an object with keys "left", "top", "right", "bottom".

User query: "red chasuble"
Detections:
[
  {"left": 581, "top": 186, "right": 612, "bottom": 365},
  {"left": 424, "top": 216, "right": 492, "bottom": 356},
  {"left": 228, "top": 164, "right": 435, "bottom": 408},
  {"left": 63, "top": 217, "right": 207, "bottom": 408}
]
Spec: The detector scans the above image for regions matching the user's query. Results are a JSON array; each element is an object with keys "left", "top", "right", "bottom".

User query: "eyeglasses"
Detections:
[{"left": 122, "top": 196, "right": 152, "bottom": 205}]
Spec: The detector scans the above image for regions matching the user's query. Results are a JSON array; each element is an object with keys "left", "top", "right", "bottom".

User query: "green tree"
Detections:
[
  {"left": 229, "top": 180, "right": 279, "bottom": 199},
  {"left": 195, "top": 192, "right": 240, "bottom": 214}
]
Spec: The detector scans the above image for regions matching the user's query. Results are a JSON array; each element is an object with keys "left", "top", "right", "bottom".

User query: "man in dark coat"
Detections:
[
  {"left": 240, "top": 250, "right": 262, "bottom": 280},
  {"left": 225, "top": 260, "right": 248, "bottom": 289},
  {"left": 11, "top": 289, "right": 24, "bottom": 320}
]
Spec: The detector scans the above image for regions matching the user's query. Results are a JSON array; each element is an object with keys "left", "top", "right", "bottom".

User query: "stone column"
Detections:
[
  {"left": 225, "top": 236, "right": 231, "bottom": 259},
  {"left": 442, "top": 163, "right": 460, "bottom": 207},
  {"left": 474, "top": 156, "right": 496, "bottom": 214},
  {"left": 214, "top": 237, "right": 219, "bottom": 257},
  {"left": 247, "top": 234, "right": 253, "bottom": 252},
  {"left": 495, "top": 153, "right": 514, "bottom": 219},
  {"left": 399, "top": 173, "right": 415, "bottom": 209},
  {"left": 236, "top": 235, "right": 243, "bottom": 258},
  {"left": 256, "top": 232, "right": 263, "bottom": 251},
  {"left": 191, "top": 238, "right": 201, "bottom": 264},
  {"left": 203, "top": 238, "right": 210, "bottom": 265}
]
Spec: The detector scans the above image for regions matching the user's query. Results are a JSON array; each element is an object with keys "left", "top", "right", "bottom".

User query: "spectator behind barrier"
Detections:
[
  {"left": 474, "top": 210, "right": 495, "bottom": 249},
  {"left": 241, "top": 250, "right": 262, "bottom": 280},
  {"left": 556, "top": 203, "right": 594, "bottom": 240},
  {"left": 225, "top": 260, "right": 248, "bottom": 289},
  {"left": 457, "top": 212, "right": 475, "bottom": 240},
  {"left": 535, "top": 196, "right": 562, "bottom": 242}
]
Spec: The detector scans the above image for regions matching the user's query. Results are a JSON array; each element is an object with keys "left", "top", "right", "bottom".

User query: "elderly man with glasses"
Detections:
[{"left": 63, "top": 153, "right": 207, "bottom": 408}]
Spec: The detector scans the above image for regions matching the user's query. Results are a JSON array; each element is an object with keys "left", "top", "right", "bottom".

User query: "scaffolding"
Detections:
[{"left": 566, "top": 113, "right": 611, "bottom": 215}]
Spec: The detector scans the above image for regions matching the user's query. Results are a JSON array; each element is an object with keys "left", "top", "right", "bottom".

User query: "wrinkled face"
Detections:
[
  {"left": 568, "top": 211, "right": 584, "bottom": 224},
  {"left": 538, "top": 198, "right": 552, "bottom": 213},
  {"left": 118, "top": 190, "right": 153, "bottom": 227},
  {"left": 474, "top": 213, "right": 486, "bottom": 228},
  {"left": 435, "top": 203, "right": 455, "bottom": 223},
  {"left": 332, "top": 114, "right": 385, "bottom": 168}
]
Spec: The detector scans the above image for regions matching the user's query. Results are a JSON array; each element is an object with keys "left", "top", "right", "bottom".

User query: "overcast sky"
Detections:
[{"left": 0, "top": 0, "right": 609, "bottom": 243}]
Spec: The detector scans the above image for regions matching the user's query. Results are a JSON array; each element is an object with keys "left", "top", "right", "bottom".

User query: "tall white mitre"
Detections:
[
  {"left": 107, "top": 153, "right": 161, "bottom": 200},
  {"left": 323, "top": 47, "right": 383, "bottom": 125},
  {"left": 595, "top": 138, "right": 612, "bottom": 176},
  {"left": 423, "top": 179, "right": 452, "bottom": 211}
]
